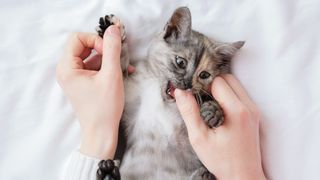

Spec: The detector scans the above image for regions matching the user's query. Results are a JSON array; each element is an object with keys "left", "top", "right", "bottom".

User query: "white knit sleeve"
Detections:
[{"left": 64, "top": 151, "right": 100, "bottom": 180}]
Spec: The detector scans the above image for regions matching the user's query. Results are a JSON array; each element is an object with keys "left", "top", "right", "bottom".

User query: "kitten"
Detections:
[{"left": 96, "top": 7, "right": 244, "bottom": 180}]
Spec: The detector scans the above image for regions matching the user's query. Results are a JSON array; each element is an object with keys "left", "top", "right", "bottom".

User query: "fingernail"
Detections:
[{"left": 105, "top": 25, "right": 120, "bottom": 36}]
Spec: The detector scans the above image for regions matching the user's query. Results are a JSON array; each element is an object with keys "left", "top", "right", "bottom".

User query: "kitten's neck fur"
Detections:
[{"left": 121, "top": 60, "right": 200, "bottom": 179}]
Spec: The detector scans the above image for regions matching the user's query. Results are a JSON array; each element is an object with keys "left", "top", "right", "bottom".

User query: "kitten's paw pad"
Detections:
[
  {"left": 200, "top": 101, "right": 224, "bottom": 128},
  {"left": 96, "top": 14, "right": 126, "bottom": 42}
]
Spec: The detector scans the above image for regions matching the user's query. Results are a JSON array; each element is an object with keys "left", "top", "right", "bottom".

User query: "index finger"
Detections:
[
  {"left": 64, "top": 32, "right": 103, "bottom": 69},
  {"left": 221, "top": 74, "right": 257, "bottom": 113},
  {"left": 211, "top": 77, "right": 242, "bottom": 119},
  {"left": 174, "top": 89, "right": 209, "bottom": 136}
]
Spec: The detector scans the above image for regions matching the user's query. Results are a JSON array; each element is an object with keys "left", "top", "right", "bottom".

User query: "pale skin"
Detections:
[{"left": 56, "top": 25, "right": 266, "bottom": 180}]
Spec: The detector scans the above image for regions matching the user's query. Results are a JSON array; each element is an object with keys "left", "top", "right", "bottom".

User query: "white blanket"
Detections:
[{"left": 0, "top": 0, "right": 319, "bottom": 179}]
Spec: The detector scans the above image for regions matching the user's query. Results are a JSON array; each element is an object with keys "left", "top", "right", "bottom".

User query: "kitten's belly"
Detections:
[{"left": 120, "top": 74, "right": 201, "bottom": 179}]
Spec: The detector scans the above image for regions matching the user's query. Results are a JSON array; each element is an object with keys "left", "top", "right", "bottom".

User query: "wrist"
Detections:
[{"left": 80, "top": 125, "right": 119, "bottom": 159}]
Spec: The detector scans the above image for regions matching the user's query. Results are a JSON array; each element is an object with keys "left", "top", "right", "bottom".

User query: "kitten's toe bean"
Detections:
[
  {"left": 96, "top": 14, "right": 126, "bottom": 42},
  {"left": 200, "top": 100, "right": 224, "bottom": 128}
]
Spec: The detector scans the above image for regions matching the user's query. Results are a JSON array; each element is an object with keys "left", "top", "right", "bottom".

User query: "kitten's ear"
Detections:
[
  {"left": 232, "top": 41, "right": 245, "bottom": 49},
  {"left": 215, "top": 41, "right": 245, "bottom": 60},
  {"left": 163, "top": 7, "right": 192, "bottom": 43},
  {"left": 215, "top": 41, "right": 245, "bottom": 72}
]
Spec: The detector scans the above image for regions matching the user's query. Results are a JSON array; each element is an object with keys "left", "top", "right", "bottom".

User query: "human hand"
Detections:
[
  {"left": 56, "top": 26, "right": 132, "bottom": 159},
  {"left": 174, "top": 74, "right": 266, "bottom": 180}
]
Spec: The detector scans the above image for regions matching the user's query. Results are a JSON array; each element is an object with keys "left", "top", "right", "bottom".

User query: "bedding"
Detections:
[{"left": 0, "top": 0, "right": 319, "bottom": 179}]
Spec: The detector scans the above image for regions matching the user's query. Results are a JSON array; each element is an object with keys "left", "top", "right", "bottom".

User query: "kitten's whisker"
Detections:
[
  {"left": 194, "top": 93, "right": 200, "bottom": 105},
  {"left": 197, "top": 92, "right": 203, "bottom": 105},
  {"left": 200, "top": 89, "right": 213, "bottom": 100}
]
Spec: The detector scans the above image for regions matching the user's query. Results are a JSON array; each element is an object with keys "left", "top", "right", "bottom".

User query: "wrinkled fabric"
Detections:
[{"left": 0, "top": 0, "right": 319, "bottom": 179}]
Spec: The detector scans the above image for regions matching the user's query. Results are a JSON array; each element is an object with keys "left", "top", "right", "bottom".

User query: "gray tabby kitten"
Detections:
[{"left": 96, "top": 7, "right": 244, "bottom": 180}]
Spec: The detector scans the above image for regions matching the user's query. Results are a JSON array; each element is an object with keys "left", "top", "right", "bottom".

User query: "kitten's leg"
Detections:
[
  {"left": 190, "top": 166, "right": 216, "bottom": 180},
  {"left": 96, "top": 14, "right": 130, "bottom": 76},
  {"left": 200, "top": 99, "right": 224, "bottom": 128}
]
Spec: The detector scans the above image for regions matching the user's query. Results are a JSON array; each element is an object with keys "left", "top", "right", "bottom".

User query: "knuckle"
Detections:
[
  {"left": 251, "top": 107, "right": 261, "bottom": 123},
  {"left": 68, "top": 32, "right": 79, "bottom": 42},
  {"left": 189, "top": 131, "right": 205, "bottom": 147},
  {"left": 68, "top": 32, "right": 85, "bottom": 46},
  {"left": 55, "top": 65, "right": 71, "bottom": 85},
  {"left": 234, "top": 105, "right": 251, "bottom": 124},
  {"left": 239, "top": 106, "right": 251, "bottom": 118}
]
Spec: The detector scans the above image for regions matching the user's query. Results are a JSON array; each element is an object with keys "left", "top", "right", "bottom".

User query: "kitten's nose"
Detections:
[{"left": 183, "top": 80, "right": 193, "bottom": 89}]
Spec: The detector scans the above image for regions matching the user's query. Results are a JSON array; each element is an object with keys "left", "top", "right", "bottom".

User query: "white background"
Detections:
[{"left": 0, "top": 0, "right": 319, "bottom": 179}]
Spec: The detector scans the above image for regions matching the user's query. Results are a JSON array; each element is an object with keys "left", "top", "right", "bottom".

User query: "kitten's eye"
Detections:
[
  {"left": 199, "top": 71, "right": 211, "bottom": 79},
  {"left": 175, "top": 56, "right": 187, "bottom": 69}
]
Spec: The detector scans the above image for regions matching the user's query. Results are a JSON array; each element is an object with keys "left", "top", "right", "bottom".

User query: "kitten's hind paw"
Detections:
[
  {"left": 200, "top": 100, "right": 224, "bottom": 128},
  {"left": 96, "top": 14, "right": 126, "bottom": 42}
]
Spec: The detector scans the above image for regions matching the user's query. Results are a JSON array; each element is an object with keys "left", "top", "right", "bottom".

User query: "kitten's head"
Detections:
[{"left": 147, "top": 7, "right": 244, "bottom": 102}]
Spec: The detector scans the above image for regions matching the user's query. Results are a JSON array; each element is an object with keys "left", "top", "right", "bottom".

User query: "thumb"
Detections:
[
  {"left": 174, "top": 89, "right": 208, "bottom": 136},
  {"left": 101, "top": 25, "right": 122, "bottom": 73}
]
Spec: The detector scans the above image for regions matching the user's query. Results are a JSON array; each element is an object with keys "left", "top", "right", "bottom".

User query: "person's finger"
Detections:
[
  {"left": 84, "top": 54, "right": 102, "bottom": 71},
  {"left": 64, "top": 32, "right": 103, "bottom": 69},
  {"left": 174, "top": 89, "right": 208, "bottom": 136},
  {"left": 84, "top": 55, "right": 135, "bottom": 73},
  {"left": 221, "top": 74, "right": 257, "bottom": 112},
  {"left": 211, "top": 77, "right": 242, "bottom": 119},
  {"left": 100, "top": 25, "right": 122, "bottom": 73},
  {"left": 69, "top": 32, "right": 103, "bottom": 57}
]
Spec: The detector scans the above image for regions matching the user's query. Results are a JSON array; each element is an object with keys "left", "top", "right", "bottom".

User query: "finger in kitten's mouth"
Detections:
[{"left": 165, "top": 81, "right": 176, "bottom": 99}]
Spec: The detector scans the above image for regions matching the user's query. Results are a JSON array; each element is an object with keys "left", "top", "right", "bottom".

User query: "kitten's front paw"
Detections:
[
  {"left": 96, "top": 14, "right": 126, "bottom": 42},
  {"left": 200, "top": 100, "right": 224, "bottom": 128}
]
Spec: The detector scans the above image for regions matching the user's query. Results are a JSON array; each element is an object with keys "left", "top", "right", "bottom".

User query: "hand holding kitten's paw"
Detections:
[
  {"left": 96, "top": 14, "right": 130, "bottom": 76},
  {"left": 56, "top": 26, "right": 123, "bottom": 159},
  {"left": 200, "top": 100, "right": 224, "bottom": 128},
  {"left": 96, "top": 14, "right": 126, "bottom": 42},
  {"left": 174, "top": 75, "right": 266, "bottom": 180}
]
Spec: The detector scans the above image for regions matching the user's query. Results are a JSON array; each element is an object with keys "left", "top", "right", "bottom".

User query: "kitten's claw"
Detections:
[{"left": 200, "top": 100, "right": 224, "bottom": 128}]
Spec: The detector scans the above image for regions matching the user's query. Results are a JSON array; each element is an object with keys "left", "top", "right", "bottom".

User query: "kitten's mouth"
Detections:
[{"left": 165, "top": 81, "right": 176, "bottom": 100}]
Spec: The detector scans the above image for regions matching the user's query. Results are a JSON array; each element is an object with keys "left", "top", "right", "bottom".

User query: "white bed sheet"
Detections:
[{"left": 0, "top": 0, "right": 319, "bottom": 179}]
